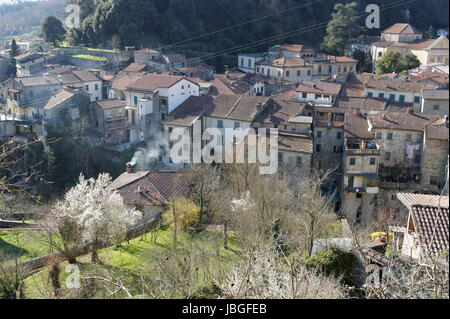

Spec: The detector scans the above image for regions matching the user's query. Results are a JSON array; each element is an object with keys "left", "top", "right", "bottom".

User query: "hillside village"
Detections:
[{"left": 0, "top": 7, "right": 449, "bottom": 301}]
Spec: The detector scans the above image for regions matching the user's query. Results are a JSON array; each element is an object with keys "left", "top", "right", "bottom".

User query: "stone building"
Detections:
[
  {"left": 367, "top": 111, "right": 441, "bottom": 208},
  {"left": 133, "top": 48, "right": 167, "bottom": 72},
  {"left": 43, "top": 88, "right": 91, "bottom": 127},
  {"left": 371, "top": 24, "right": 449, "bottom": 70},
  {"left": 124, "top": 74, "right": 200, "bottom": 142},
  {"left": 277, "top": 131, "right": 313, "bottom": 187},
  {"left": 240, "top": 43, "right": 357, "bottom": 83},
  {"left": 312, "top": 107, "right": 349, "bottom": 183},
  {"left": 420, "top": 120, "right": 449, "bottom": 193},
  {"left": 295, "top": 81, "right": 342, "bottom": 106},
  {"left": 363, "top": 79, "right": 433, "bottom": 113},
  {"left": 421, "top": 89, "right": 449, "bottom": 117},
  {"left": 92, "top": 99, "right": 140, "bottom": 148},
  {"left": 252, "top": 91, "right": 313, "bottom": 133},
  {"left": 341, "top": 111, "right": 381, "bottom": 225}
]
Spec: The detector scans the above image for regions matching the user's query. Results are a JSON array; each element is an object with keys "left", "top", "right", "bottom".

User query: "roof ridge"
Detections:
[
  {"left": 113, "top": 171, "right": 151, "bottom": 190},
  {"left": 224, "top": 95, "right": 245, "bottom": 118}
]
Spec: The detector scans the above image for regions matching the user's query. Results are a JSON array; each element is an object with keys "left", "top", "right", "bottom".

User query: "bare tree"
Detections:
[
  {"left": 284, "top": 169, "right": 339, "bottom": 257},
  {"left": 221, "top": 241, "right": 345, "bottom": 299}
]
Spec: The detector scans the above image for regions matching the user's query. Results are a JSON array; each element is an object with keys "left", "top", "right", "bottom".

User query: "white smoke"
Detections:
[{"left": 130, "top": 126, "right": 168, "bottom": 171}]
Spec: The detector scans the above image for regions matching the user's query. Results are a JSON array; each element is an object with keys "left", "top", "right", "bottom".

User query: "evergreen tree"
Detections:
[
  {"left": 423, "top": 25, "right": 436, "bottom": 39},
  {"left": 402, "top": 54, "right": 421, "bottom": 70},
  {"left": 376, "top": 50, "right": 402, "bottom": 74},
  {"left": 320, "top": 2, "right": 360, "bottom": 56},
  {"left": 376, "top": 50, "right": 420, "bottom": 74},
  {"left": 352, "top": 49, "right": 373, "bottom": 73},
  {"left": 42, "top": 16, "right": 66, "bottom": 47},
  {"left": 6, "top": 39, "right": 20, "bottom": 78}
]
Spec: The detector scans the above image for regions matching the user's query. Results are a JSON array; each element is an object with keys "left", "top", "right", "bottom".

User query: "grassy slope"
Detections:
[
  {"left": 21, "top": 229, "right": 238, "bottom": 299},
  {"left": 71, "top": 54, "right": 109, "bottom": 62},
  {"left": 0, "top": 229, "right": 50, "bottom": 266}
]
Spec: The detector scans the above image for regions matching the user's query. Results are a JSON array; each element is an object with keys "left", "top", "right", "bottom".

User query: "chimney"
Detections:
[{"left": 126, "top": 162, "right": 136, "bottom": 173}]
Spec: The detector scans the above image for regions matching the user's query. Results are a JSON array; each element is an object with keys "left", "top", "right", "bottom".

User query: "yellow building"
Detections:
[{"left": 371, "top": 24, "right": 449, "bottom": 71}]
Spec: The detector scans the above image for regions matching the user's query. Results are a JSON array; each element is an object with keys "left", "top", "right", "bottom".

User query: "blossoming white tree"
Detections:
[
  {"left": 45, "top": 173, "right": 141, "bottom": 263},
  {"left": 221, "top": 243, "right": 345, "bottom": 299}
]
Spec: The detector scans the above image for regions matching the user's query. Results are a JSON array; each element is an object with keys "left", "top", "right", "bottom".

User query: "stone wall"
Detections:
[
  {"left": 422, "top": 99, "right": 449, "bottom": 117},
  {"left": 0, "top": 219, "right": 40, "bottom": 228},
  {"left": 65, "top": 55, "right": 111, "bottom": 71},
  {"left": 313, "top": 126, "right": 345, "bottom": 182},
  {"left": 375, "top": 128, "right": 423, "bottom": 168},
  {"left": 342, "top": 192, "right": 378, "bottom": 224},
  {"left": 421, "top": 138, "right": 449, "bottom": 192}
]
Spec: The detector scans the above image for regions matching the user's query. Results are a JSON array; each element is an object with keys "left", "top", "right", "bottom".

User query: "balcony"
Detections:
[
  {"left": 345, "top": 186, "right": 366, "bottom": 193},
  {"left": 345, "top": 148, "right": 381, "bottom": 156},
  {"left": 379, "top": 181, "right": 420, "bottom": 190},
  {"left": 345, "top": 173, "right": 379, "bottom": 194},
  {"left": 345, "top": 140, "right": 380, "bottom": 156},
  {"left": 104, "top": 116, "right": 128, "bottom": 130}
]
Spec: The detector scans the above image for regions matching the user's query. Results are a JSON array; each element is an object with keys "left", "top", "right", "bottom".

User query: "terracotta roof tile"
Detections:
[
  {"left": 410, "top": 72, "right": 448, "bottom": 84},
  {"left": 411, "top": 205, "right": 449, "bottom": 255},
  {"left": 270, "top": 57, "right": 312, "bottom": 67},
  {"left": 397, "top": 193, "right": 449, "bottom": 209},
  {"left": 278, "top": 131, "right": 313, "bottom": 154},
  {"left": 43, "top": 90, "right": 74, "bottom": 110},
  {"left": 368, "top": 112, "right": 440, "bottom": 131},
  {"left": 122, "top": 63, "right": 155, "bottom": 73},
  {"left": 126, "top": 74, "right": 188, "bottom": 91},
  {"left": 111, "top": 72, "right": 149, "bottom": 90},
  {"left": 425, "top": 123, "right": 449, "bottom": 140},
  {"left": 344, "top": 113, "right": 373, "bottom": 139},
  {"left": 95, "top": 99, "right": 126, "bottom": 110},
  {"left": 327, "top": 55, "right": 358, "bottom": 63},
  {"left": 168, "top": 94, "right": 271, "bottom": 123},
  {"left": 253, "top": 99, "right": 307, "bottom": 125},
  {"left": 110, "top": 170, "right": 191, "bottom": 206},
  {"left": 382, "top": 23, "right": 422, "bottom": 35},
  {"left": 365, "top": 79, "right": 434, "bottom": 92},
  {"left": 296, "top": 81, "right": 342, "bottom": 96},
  {"left": 269, "top": 44, "right": 315, "bottom": 53},
  {"left": 163, "top": 53, "right": 186, "bottom": 64}
]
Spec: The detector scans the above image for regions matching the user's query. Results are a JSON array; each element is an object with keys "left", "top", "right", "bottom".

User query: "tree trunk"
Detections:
[
  {"left": 49, "top": 263, "right": 61, "bottom": 297},
  {"left": 91, "top": 249, "right": 98, "bottom": 263},
  {"left": 223, "top": 222, "right": 229, "bottom": 250},
  {"left": 173, "top": 204, "right": 177, "bottom": 248}
]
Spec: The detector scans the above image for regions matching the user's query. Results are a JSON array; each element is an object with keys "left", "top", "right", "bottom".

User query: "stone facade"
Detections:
[
  {"left": 420, "top": 129, "right": 449, "bottom": 193},
  {"left": 313, "top": 109, "right": 347, "bottom": 183}
]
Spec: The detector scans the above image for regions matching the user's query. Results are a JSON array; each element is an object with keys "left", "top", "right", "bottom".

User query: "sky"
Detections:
[{"left": 0, "top": 0, "right": 42, "bottom": 5}]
